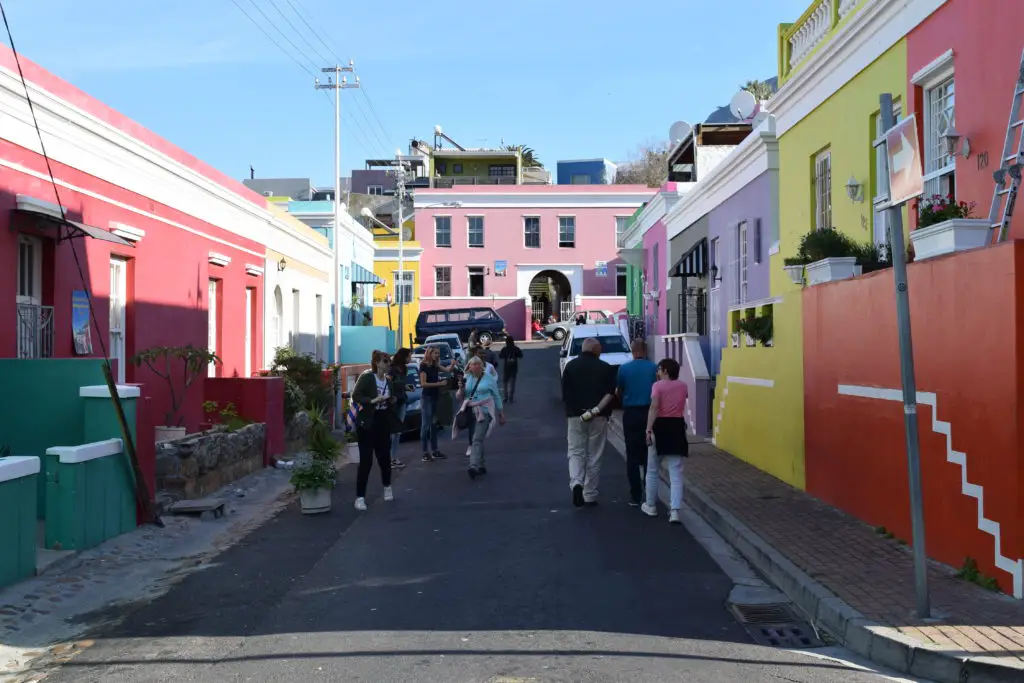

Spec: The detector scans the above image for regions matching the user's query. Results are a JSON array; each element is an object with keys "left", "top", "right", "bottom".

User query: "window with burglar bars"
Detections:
[
  {"left": 524, "top": 216, "right": 540, "bottom": 248},
  {"left": 738, "top": 221, "right": 748, "bottom": 304},
  {"left": 924, "top": 76, "right": 956, "bottom": 198},
  {"left": 435, "top": 266, "right": 451, "bottom": 296},
  {"left": 814, "top": 150, "right": 831, "bottom": 230},
  {"left": 393, "top": 271, "right": 414, "bottom": 304},
  {"left": 677, "top": 287, "right": 707, "bottom": 335},
  {"left": 435, "top": 216, "right": 451, "bottom": 247},
  {"left": 558, "top": 216, "right": 575, "bottom": 248},
  {"left": 468, "top": 216, "right": 484, "bottom": 247}
]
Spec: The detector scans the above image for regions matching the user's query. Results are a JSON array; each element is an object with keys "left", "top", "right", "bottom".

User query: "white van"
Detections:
[{"left": 558, "top": 324, "right": 632, "bottom": 376}]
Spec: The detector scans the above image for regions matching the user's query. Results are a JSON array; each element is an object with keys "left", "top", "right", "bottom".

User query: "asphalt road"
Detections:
[{"left": 44, "top": 344, "right": 914, "bottom": 683}]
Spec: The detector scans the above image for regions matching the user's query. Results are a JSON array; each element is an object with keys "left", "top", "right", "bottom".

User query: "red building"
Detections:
[
  {"left": 907, "top": 0, "right": 1024, "bottom": 237},
  {"left": 0, "top": 47, "right": 267, "bottom": 432}
]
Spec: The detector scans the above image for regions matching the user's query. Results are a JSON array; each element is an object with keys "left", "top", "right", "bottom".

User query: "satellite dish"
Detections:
[
  {"left": 730, "top": 90, "right": 757, "bottom": 120},
  {"left": 434, "top": 124, "right": 443, "bottom": 135},
  {"left": 668, "top": 121, "right": 692, "bottom": 144}
]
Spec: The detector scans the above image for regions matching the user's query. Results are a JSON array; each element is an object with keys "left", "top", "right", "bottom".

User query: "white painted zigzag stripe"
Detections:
[
  {"left": 838, "top": 384, "right": 1024, "bottom": 599},
  {"left": 712, "top": 376, "right": 775, "bottom": 446}
]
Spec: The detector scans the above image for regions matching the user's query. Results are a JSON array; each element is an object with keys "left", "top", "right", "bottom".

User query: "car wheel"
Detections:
[
  {"left": 552, "top": 328, "right": 566, "bottom": 341},
  {"left": 478, "top": 332, "right": 493, "bottom": 345}
]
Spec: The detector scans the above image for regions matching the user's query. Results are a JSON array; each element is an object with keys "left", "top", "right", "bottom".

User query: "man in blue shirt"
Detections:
[{"left": 616, "top": 339, "right": 658, "bottom": 506}]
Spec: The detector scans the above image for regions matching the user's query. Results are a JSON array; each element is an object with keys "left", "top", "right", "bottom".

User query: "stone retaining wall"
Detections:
[{"left": 155, "top": 423, "right": 266, "bottom": 499}]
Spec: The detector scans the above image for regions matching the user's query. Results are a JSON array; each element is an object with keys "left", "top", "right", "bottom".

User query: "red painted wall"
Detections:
[
  {"left": 803, "top": 243, "right": 1023, "bottom": 592},
  {"left": 907, "top": 0, "right": 1024, "bottom": 236},
  {"left": 0, "top": 136, "right": 264, "bottom": 433},
  {"left": 205, "top": 377, "right": 285, "bottom": 465}
]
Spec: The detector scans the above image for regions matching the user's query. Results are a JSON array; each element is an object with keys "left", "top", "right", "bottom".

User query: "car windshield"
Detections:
[
  {"left": 413, "top": 344, "right": 452, "bottom": 361},
  {"left": 427, "top": 335, "right": 460, "bottom": 349},
  {"left": 569, "top": 335, "right": 629, "bottom": 356}
]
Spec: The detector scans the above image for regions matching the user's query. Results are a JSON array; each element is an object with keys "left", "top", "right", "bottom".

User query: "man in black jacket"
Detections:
[{"left": 561, "top": 337, "right": 617, "bottom": 507}]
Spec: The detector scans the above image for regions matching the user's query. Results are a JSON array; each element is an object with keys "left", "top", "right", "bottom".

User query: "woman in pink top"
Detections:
[{"left": 642, "top": 358, "right": 689, "bottom": 524}]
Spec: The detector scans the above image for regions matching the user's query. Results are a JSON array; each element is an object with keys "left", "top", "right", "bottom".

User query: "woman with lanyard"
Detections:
[
  {"left": 352, "top": 350, "right": 398, "bottom": 511},
  {"left": 456, "top": 356, "right": 506, "bottom": 480},
  {"left": 419, "top": 346, "right": 454, "bottom": 462}
]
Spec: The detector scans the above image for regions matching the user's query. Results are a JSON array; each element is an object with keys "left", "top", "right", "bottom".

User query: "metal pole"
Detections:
[
  {"left": 879, "top": 93, "right": 930, "bottom": 618},
  {"left": 396, "top": 156, "right": 405, "bottom": 348}
]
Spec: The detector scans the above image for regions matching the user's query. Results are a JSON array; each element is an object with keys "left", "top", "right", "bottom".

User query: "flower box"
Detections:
[
  {"left": 909, "top": 218, "right": 990, "bottom": 262},
  {"left": 784, "top": 264, "right": 804, "bottom": 285},
  {"left": 805, "top": 257, "right": 859, "bottom": 286}
]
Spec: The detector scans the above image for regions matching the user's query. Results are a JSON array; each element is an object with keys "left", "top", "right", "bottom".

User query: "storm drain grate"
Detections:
[{"left": 730, "top": 603, "right": 824, "bottom": 649}]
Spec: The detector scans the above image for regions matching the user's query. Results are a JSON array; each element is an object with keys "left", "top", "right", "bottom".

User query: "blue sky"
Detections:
[{"left": 2, "top": 0, "right": 811, "bottom": 187}]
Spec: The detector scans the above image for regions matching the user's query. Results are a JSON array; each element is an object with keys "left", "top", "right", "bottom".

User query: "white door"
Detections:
[
  {"left": 272, "top": 286, "right": 284, "bottom": 353},
  {"left": 244, "top": 288, "right": 253, "bottom": 377},
  {"left": 17, "top": 235, "right": 43, "bottom": 359},
  {"left": 110, "top": 259, "right": 127, "bottom": 382},
  {"left": 207, "top": 279, "right": 218, "bottom": 377}
]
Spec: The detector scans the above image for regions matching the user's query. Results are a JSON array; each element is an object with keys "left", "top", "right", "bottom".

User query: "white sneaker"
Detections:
[
  {"left": 465, "top": 447, "right": 472, "bottom": 457},
  {"left": 354, "top": 497, "right": 367, "bottom": 511},
  {"left": 669, "top": 509, "right": 681, "bottom": 524},
  {"left": 383, "top": 486, "right": 394, "bottom": 502},
  {"left": 641, "top": 503, "right": 658, "bottom": 517}
]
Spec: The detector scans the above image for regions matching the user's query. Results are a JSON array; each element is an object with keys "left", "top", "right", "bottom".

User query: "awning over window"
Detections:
[
  {"left": 616, "top": 247, "right": 645, "bottom": 269},
  {"left": 670, "top": 238, "right": 707, "bottom": 278},
  {"left": 350, "top": 263, "right": 383, "bottom": 285},
  {"left": 14, "top": 201, "right": 134, "bottom": 248}
]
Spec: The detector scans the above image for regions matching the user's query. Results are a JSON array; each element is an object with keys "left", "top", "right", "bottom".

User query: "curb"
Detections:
[{"left": 606, "top": 417, "right": 1024, "bottom": 683}]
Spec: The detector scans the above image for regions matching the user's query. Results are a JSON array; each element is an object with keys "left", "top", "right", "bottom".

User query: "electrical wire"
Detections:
[
  {"left": 233, "top": 0, "right": 319, "bottom": 75},
  {"left": 265, "top": 0, "right": 333, "bottom": 66},
  {"left": 283, "top": 0, "right": 344, "bottom": 65}
]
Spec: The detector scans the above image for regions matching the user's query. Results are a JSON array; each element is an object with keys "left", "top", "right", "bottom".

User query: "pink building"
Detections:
[{"left": 415, "top": 185, "right": 654, "bottom": 339}]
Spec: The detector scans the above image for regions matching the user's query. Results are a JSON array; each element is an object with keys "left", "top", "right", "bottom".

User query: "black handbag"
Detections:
[{"left": 454, "top": 379, "right": 480, "bottom": 430}]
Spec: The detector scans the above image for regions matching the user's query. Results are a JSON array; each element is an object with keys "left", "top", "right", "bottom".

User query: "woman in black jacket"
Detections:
[{"left": 352, "top": 350, "right": 399, "bottom": 511}]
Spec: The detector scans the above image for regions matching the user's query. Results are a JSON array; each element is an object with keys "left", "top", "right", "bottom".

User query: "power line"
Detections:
[
  {"left": 283, "top": 0, "right": 344, "bottom": 64},
  {"left": 265, "top": 0, "right": 333, "bottom": 65},
  {"left": 240, "top": 0, "right": 320, "bottom": 73},
  {"left": 228, "top": 0, "right": 317, "bottom": 77},
  {"left": 358, "top": 86, "right": 396, "bottom": 152}
]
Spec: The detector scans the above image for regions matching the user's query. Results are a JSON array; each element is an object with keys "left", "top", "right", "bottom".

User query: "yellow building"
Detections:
[
  {"left": 711, "top": 0, "right": 912, "bottom": 489},
  {"left": 371, "top": 215, "right": 422, "bottom": 349}
]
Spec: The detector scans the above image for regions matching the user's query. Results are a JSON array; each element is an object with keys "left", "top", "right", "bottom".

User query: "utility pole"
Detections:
[
  {"left": 390, "top": 150, "right": 412, "bottom": 347},
  {"left": 315, "top": 61, "right": 358, "bottom": 429}
]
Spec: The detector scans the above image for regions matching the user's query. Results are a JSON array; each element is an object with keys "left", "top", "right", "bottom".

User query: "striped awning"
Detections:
[
  {"left": 670, "top": 238, "right": 708, "bottom": 278},
  {"left": 350, "top": 263, "right": 383, "bottom": 285}
]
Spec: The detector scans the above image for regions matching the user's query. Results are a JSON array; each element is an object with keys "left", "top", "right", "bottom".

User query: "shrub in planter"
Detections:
[
  {"left": 785, "top": 227, "right": 862, "bottom": 266},
  {"left": 735, "top": 315, "right": 773, "bottom": 347},
  {"left": 915, "top": 194, "right": 975, "bottom": 228},
  {"left": 202, "top": 400, "right": 251, "bottom": 432},
  {"left": 290, "top": 452, "right": 337, "bottom": 514},
  {"left": 133, "top": 345, "right": 220, "bottom": 439},
  {"left": 306, "top": 407, "right": 341, "bottom": 462},
  {"left": 270, "top": 347, "right": 332, "bottom": 419}
]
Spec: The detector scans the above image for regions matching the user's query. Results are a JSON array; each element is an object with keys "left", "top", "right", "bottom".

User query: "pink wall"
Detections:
[{"left": 642, "top": 218, "right": 668, "bottom": 335}]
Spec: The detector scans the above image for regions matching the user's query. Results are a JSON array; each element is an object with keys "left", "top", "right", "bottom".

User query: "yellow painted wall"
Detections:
[
  {"left": 372, "top": 243, "right": 421, "bottom": 348},
  {"left": 715, "top": 40, "right": 908, "bottom": 490}
]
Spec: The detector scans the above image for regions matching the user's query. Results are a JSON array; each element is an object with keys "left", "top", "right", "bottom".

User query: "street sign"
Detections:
[{"left": 885, "top": 115, "right": 924, "bottom": 206}]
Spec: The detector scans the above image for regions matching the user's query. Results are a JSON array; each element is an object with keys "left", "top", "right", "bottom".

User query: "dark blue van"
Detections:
[{"left": 414, "top": 307, "right": 506, "bottom": 345}]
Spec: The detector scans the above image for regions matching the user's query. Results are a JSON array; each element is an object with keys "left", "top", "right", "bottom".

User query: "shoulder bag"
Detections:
[{"left": 454, "top": 378, "right": 481, "bottom": 430}]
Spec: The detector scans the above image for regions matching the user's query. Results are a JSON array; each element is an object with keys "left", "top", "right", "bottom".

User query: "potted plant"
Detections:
[
  {"left": 290, "top": 454, "right": 336, "bottom": 514},
  {"left": 132, "top": 345, "right": 220, "bottom": 443},
  {"left": 909, "top": 195, "right": 987, "bottom": 261},
  {"left": 786, "top": 228, "right": 864, "bottom": 286},
  {"left": 735, "top": 314, "right": 774, "bottom": 347}
]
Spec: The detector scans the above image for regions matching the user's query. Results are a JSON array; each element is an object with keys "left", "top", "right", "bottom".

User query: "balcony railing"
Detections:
[
  {"left": 431, "top": 176, "right": 518, "bottom": 189},
  {"left": 17, "top": 303, "right": 54, "bottom": 359},
  {"left": 778, "top": 0, "right": 860, "bottom": 82}
]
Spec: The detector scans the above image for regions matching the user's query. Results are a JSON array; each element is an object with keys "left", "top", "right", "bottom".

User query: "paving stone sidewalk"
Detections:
[{"left": 607, "top": 416, "right": 1024, "bottom": 682}]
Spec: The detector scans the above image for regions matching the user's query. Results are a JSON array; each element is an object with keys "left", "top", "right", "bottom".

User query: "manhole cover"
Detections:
[{"left": 730, "top": 603, "right": 824, "bottom": 649}]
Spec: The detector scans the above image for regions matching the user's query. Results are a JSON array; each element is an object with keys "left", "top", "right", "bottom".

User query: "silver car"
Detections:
[{"left": 543, "top": 310, "right": 613, "bottom": 341}]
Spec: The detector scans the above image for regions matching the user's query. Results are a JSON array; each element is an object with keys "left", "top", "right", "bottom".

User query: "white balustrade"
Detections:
[
  {"left": 788, "top": 0, "right": 834, "bottom": 70},
  {"left": 838, "top": 0, "right": 858, "bottom": 20}
]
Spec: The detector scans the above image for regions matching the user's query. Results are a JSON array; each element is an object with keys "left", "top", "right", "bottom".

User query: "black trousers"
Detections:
[
  {"left": 356, "top": 416, "right": 392, "bottom": 497},
  {"left": 622, "top": 406, "right": 650, "bottom": 504}
]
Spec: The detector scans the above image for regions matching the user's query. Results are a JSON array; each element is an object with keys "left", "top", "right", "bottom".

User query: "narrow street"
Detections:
[{"left": 43, "top": 345, "right": 909, "bottom": 683}]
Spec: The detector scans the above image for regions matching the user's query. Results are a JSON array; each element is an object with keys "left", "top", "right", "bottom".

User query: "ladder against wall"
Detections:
[{"left": 990, "top": 48, "right": 1024, "bottom": 243}]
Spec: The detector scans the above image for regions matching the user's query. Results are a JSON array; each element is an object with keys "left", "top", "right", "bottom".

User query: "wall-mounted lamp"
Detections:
[
  {"left": 845, "top": 175, "right": 864, "bottom": 203},
  {"left": 942, "top": 123, "right": 970, "bottom": 158},
  {"left": 710, "top": 264, "right": 722, "bottom": 283},
  {"left": 277, "top": 257, "right": 287, "bottom": 272}
]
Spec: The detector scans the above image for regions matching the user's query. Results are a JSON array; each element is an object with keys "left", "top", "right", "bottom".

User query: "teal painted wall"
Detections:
[
  {"left": 327, "top": 326, "right": 397, "bottom": 364},
  {"left": 0, "top": 473, "right": 37, "bottom": 588}
]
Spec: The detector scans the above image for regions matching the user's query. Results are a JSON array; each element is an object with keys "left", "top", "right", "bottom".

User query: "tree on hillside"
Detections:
[
  {"left": 615, "top": 142, "right": 670, "bottom": 188},
  {"left": 741, "top": 79, "right": 775, "bottom": 101},
  {"left": 504, "top": 144, "right": 543, "bottom": 168}
]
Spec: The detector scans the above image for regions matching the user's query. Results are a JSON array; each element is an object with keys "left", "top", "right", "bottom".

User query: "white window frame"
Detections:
[
  {"left": 434, "top": 215, "right": 452, "bottom": 248},
  {"left": 367, "top": 185, "right": 384, "bottom": 196},
  {"left": 814, "top": 149, "right": 832, "bottom": 231},
  {"left": 523, "top": 216, "right": 541, "bottom": 248},
  {"left": 615, "top": 216, "right": 630, "bottom": 246},
  {"left": 467, "top": 265, "right": 485, "bottom": 297},
  {"left": 245, "top": 287, "right": 254, "bottom": 376},
  {"left": 208, "top": 279, "right": 219, "bottom": 377},
  {"left": 393, "top": 270, "right": 414, "bottom": 305},
  {"left": 873, "top": 99, "right": 902, "bottom": 251},
  {"left": 16, "top": 234, "right": 42, "bottom": 305},
  {"left": 291, "top": 288, "right": 300, "bottom": 350},
  {"left": 737, "top": 222, "right": 748, "bottom": 305},
  {"left": 314, "top": 293, "right": 323, "bottom": 361},
  {"left": 558, "top": 215, "right": 576, "bottom": 248},
  {"left": 921, "top": 70, "right": 956, "bottom": 199},
  {"left": 110, "top": 258, "right": 128, "bottom": 382},
  {"left": 467, "top": 216, "right": 485, "bottom": 248},
  {"left": 435, "top": 265, "right": 452, "bottom": 297}
]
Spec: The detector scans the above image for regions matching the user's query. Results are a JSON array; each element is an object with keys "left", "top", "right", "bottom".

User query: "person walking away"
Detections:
[
  {"left": 387, "top": 348, "right": 417, "bottom": 470},
  {"left": 456, "top": 356, "right": 506, "bottom": 479},
  {"left": 642, "top": 358, "right": 689, "bottom": 524},
  {"left": 418, "top": 346, "right": 452, "bottom": 462},
  {"left": 498, "top": 336, "right": 524, "bottom": 402},
  {"left": 468, "top": 328, "right": 479, "bottom": 349},
  {"left": 483, "top": 339, "right": 500, "bottom": 371},
  {"left": 616, "top": 339, "right": 657, "bottom": 507},
  {"left": 352, "top": 350, "right": 398, "bottom": 511},
  {"left": 561, "top": 337, "right": 616, "bottom": 507}
]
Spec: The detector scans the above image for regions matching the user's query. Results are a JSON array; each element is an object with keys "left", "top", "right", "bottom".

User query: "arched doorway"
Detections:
[{"left": 528, "top": 270, "right": 572, "bottom": 327}]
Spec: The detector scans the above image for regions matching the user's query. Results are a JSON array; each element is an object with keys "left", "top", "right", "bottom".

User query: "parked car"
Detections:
[
  {"left": 544, "top": 310, "right": 613, "bottom": 341},
  {"left": 558, "top": 324, "right": 632, "bottom": 376},
  {"left": 414, "top": 307, "right": 506, "bottom": 345},
  {"left": 400, "top": 360, "right": 422, "bottom": 439},
  {"left": 423, "top": 333, "right": 467, "bottom": 365},
  {"left": 410, "top": 342, "right": 459, "bottom": 379}
]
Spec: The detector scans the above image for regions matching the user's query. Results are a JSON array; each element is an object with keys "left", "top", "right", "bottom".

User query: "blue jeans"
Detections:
[
  {"left": 420, "top": 394, "right": 439, "bottom": 454},
  {"left": 390, "top": 404, "right": 407, "bottom": 459}
]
